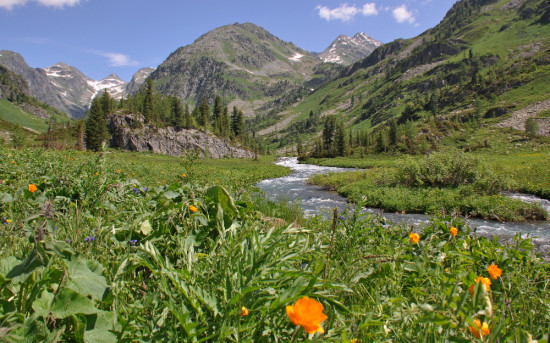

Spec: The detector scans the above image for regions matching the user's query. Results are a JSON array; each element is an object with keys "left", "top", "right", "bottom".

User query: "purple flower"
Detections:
[
  {"left": 143, "top": 187, "right": 149, "bottom": 193},
  {"left": 129, "top": 239, "right": 138, "bottom": 246},
  {"left": 84, "top": 235, "right": 95, "bottom": 242},
  {"left": 66, "top": 238, "right": 71, "bottom": 243},
  {"left": 133, "top": 188, "right": 141, "bottom": 194}
]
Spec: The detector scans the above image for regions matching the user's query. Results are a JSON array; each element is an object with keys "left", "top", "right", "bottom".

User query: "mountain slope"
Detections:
[
  {"left": 317, "top": 33, "right": 382, "bottom": 65},
  {"left": 150, "top": 22, "right": 322, "bottom": 114},
  {"left": 0, "top": 51, "right": 153, "bottom": 118},
  {"left": 256, "top": 0, "right": 550, "bottom": 150}
]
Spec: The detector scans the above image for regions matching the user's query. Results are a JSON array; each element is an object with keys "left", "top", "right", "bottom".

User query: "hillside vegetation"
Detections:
[{"left": 258, "top": 0, "right": 550, "bottom": 153}]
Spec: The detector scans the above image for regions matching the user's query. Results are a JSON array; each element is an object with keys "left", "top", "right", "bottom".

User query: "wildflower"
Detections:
[
  {"left": 133, "top": 188, "right": 141, "bottom": 194},
  {"left": 445, "top": 268, "right": 450, "bottom": 273},
  {"left": 189, "top": 205, "right": 198, "bottom": 213},
  {"left": 6, "top": 219, "right": 12, "bottom": 223},
  {"left": 132, "top": 173, "right": 135, "bottom": 176},
  {"left": 469, "top": 277, "right": 491, "bottom": 295},
  {"left": 117, "top": 169, "right": 121, "bottom": 173},
  {"left": 84, "top": 235, "right": 95, "bottom": 243},
  {"left": 129, "top": 239, "right": 138, "bottom": 246},
  {"left": 28, "top": 184, "right": 37, "bottom": 193},
  {"left": 487, "top": 264, "right": 502, "bottom": 280},
  {"left": 95, "top": 172, "right": 99, "bottom": 176},
  {"left": 409, "top": 232, "right": 420, "bottom": 244},
  {"left": 240, "top": 306, "right": 249, "bottom": 317},
  {"left": 216, "top": 179, "right": 219, "bottom": 183},
  {"left": 286, "top": 296, "right": 328, "bottom": 334},
  {"left": 450, "top": 226, "right": 458, "bottom": 237},
  {"left": 182, "top": 173, "right": 187, "bottom": 177},
  {"left": 469, "top": 319, "right": 490, "bottom": 339},
  {"left": 143, "top": 187, "right": 149, "bottom": 193}
]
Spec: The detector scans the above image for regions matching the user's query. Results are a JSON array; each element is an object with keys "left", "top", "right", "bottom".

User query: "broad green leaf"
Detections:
[
  {"left": 84, "top": 311, "right": 119, "bottom": 343},
  {"left": 206, "top": 186, "right": 238, "bottom": 217},
  {"left": 51, "top": 288, "right": 101, "bottom": 319},
  {"left": 6, "top": 250, "right": 47, "bottom": 284},
  {"left": 163, "top": 191, "right": 180, "bottom": 200},
  {"left": 140, "top": 220, "right": 153, "bottom": 236},
  {"left": 32, "top": 289, "right": 54, "bottom": 318},
  {"left": 0, "top": 192, "right": 13, "bottom": 203},
  {"left": 66, "top": 257, "right": 109, "bottom": 301}
]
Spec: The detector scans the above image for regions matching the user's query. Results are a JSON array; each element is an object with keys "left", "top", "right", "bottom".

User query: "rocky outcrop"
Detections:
[
  {"left": 494, "top": 98, "right": 550, "bottom": 136},
  {"left": 108, "top": 113, "right": 255, "bottom": 158}
]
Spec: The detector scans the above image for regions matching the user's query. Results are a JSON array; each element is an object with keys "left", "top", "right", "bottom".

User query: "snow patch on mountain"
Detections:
[
  {"left": 318, "top": 32, "right": 382, "bottom": 65},
  {"left": 289, "top": 53, "right": 304, "bottom": 62}
]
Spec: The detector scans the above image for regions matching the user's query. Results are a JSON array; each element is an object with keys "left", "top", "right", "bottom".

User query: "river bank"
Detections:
[{"left": 258, "top": 157, "right": 550, "bottom": 255}]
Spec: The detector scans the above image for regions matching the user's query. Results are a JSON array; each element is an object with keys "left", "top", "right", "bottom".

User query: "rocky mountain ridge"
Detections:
[
  {"left": 316, "top": 32, "right": 382, "bottom": 66},
  {"left": 0, "top": 51, "right": 154, "bottom": 118}
]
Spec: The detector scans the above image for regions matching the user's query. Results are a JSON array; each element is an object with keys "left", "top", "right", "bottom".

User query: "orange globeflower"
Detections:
[
  {"left": 286, "top": 296, "right": 328, "bottom": 334},
  {"left": 409, "top": 233, "right": 420, "bottom": 244},
  {"left": 28, "top": 184, "right": 37, "bottom": 193},
  {"left": 487, "top": 264, "right": 502, "bottom": 280},
  {"left": 469, "top": 277, "right": 491, "bottom": 295},
  {"left": 189, "top": 205, "right": 198, "bottom": 213},
  {"left": 469, "top": 319, "right": 490, "bottom": 339},
  {"left": 240, "top": 306, "right": 249, "bottom": 317},
  {"left": 450, "top": 226, "right": 458, "bottom": 237}
]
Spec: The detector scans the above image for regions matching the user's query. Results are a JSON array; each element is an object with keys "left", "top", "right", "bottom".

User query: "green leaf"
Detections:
[
  {"left": 163, "top": 191, "right": 180, "bottom": 200},
  {"left": 31, "top": 289, "right": 54, "bottom": 318},
  {"left": 66, "top": 257, "right": 109, "bottom": 301},
  {"left": 140, "top": 220, "right": 153, "bottom": 236},
  {"left": 6, "top": 250, "right": 47, "bottom": 284},
  {"left": 51, "top": 288, "right": 101, "bottom": 319},
  {"left": 0, "top": 192, "right": 13, "bottom": 203},
  {"left": 206, "top": 186, "right": 238, "bottom": 217},
  {"left": 84, "top": 311, "right": 119, "bottom": 343}
]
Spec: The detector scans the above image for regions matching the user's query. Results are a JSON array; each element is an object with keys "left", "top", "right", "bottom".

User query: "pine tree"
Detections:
[
  {"left": 85, "top": 96, "right": 109, "bottom": 152},
  {"left": 231, "top": 106, "right": 245, "bottom": 138},
  {"left": 389, "top": 118, "right": 398, "bottom": 146},
  {"left": 171, "top": 97, "right": 184, "bottom": 129},
  {"left": 198, "top": 98, "right": 210, "bottom": 128},
  {"left": 184, "top": 104, "right": 194, "bottom": 129},
  {"left": 212, "top": 95, "right": 224, "bottom": 133},
  {"left": 322, "top": 116, "right": 336, "bottom": 154},
  {"left": 222, "top": 106, "right": 230, "bottom": 137},
  {"left": 334, "top": 122, "right": 347, "bottom": 157},
  {"left": 143, "top": 78, "right": 157, "bottom": 124}
]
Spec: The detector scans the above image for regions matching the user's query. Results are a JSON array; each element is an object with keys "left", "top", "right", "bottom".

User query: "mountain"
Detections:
[
  {"left": 317, "top": 33, "right": 382, "bottom": 65},
  {"left": 254, "top": 0, "right": 550, "bottom": 149},
  {"left": 0, "top": 51, "right": 154, "bottom": 118},
  {"left": 0, "top": 64, "right": 70, "bottom": 134},
  {"left": 0, "top": 50, "right": 79, "bottom": 117},
  {"left": 126, "top": 67, "right": 155, "bottom": 95},
  {"left": 150, "top": 22, "right": 323, "bottom": 115}
]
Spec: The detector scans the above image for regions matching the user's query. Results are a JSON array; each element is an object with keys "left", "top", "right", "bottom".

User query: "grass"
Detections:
[
  {"left": 307, "top": 149, "right": 550, "bottom": 222},
  {"left": 0, "top": 99, "right": 49, "bottom": 132},
  {"left": 0, "top": 147, "right": 549, "bottom": 342}
]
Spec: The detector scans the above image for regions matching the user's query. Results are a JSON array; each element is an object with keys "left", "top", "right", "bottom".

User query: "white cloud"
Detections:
[
  {"left": 0, "top": 0, "right": 82, "bottom": 10},
  {"left": 392, "top": 4, "right": 416, "bottom": 24},
  {"left": 316, "top": 2, "right": 378, "bottom": 22},
  {"left": 362, "top": 3, "right": 378, "bottom": 16},
  {"left": 97, "top": 52, "right": 139, "bottom": 67}
]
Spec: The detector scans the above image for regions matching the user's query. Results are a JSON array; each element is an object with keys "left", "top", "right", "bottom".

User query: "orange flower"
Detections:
[
  {"left": 182, "top": 173, "right": 187, "bottom": 177},
  {"left": 469, "top": 277, "right": 491, "bottom": 295},
  {"left": 240, "top": 306, "right": 249, "bottom": 317},
  {"left": 450, "top": 226, "right": 458, "bottom": 237},
  {"left": 28, "top": 184, "right": 37, "bottom": 193},
  {"left": 189, "top": 205, "right": 198, "bottom": 213},
  {"left": 409, "top": 233, "right": 420, "bottom": 244},
  {"left": 469, "top": 319, "right": 490, "bottom": 339},
  {"left": 487, "top": 264, "right": 502, "bottom": 280},
  {"left": 286, "top": 296, "right": 328, "bottom": 334}
]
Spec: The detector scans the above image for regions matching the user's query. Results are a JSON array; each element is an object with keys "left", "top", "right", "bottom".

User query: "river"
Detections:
[{"left": 257, "top": 157, "right": 550, "bottom": 252}]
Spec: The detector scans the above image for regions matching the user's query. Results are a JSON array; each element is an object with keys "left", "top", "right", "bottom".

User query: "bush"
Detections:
[{"left": 399, "top": 150, "right": 479, "bottom": 187}]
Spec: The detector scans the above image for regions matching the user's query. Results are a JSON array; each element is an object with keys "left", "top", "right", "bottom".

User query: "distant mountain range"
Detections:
[
  {"left": 0, "top": 50, "right": 155, "bottom": 118},
  {"left": 0, "top": 26, "right": 379, "bottom": 118}
]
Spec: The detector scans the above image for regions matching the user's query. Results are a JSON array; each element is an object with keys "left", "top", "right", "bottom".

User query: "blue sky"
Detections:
[{"left": 0, "top": 0, "right": 458, "bottom": 81}]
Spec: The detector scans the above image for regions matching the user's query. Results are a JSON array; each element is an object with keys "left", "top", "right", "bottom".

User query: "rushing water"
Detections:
[{"left": 257, "top": 157, "right": 550, "bottom": 251}]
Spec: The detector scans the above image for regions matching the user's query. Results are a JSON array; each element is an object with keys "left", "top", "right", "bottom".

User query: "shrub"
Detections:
[{"left": 399, "top": 150, "right": 479, "bottom": 187}]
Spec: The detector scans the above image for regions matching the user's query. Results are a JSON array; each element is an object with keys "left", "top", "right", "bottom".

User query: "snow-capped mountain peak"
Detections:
[{"left": 318, "top": 32, "right": 382, "bottom": 66}]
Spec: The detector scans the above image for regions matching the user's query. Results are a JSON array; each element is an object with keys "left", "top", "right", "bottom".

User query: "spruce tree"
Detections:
[
  {"left": 184, "top": 104, "right": 194, "bottom": 129},
  {"left": 143, "top": 78, "right": 157, "bottom": 124},
  {"left": 212, "top": 95, "right": 224, "bottom": 133},
  {"left": 198, "top": 98, "right": 210, "bottom": 128},
  {"left": 85, "top": 95, "right": 109, "bottom": 152},
  {"left": 171, "top": 97, "right": 184, "bottom": 129}
]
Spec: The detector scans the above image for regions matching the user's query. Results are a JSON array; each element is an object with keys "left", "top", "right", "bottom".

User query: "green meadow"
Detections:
[{"left": 0, "top": 147, "right": 549, "bottom": 342}]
